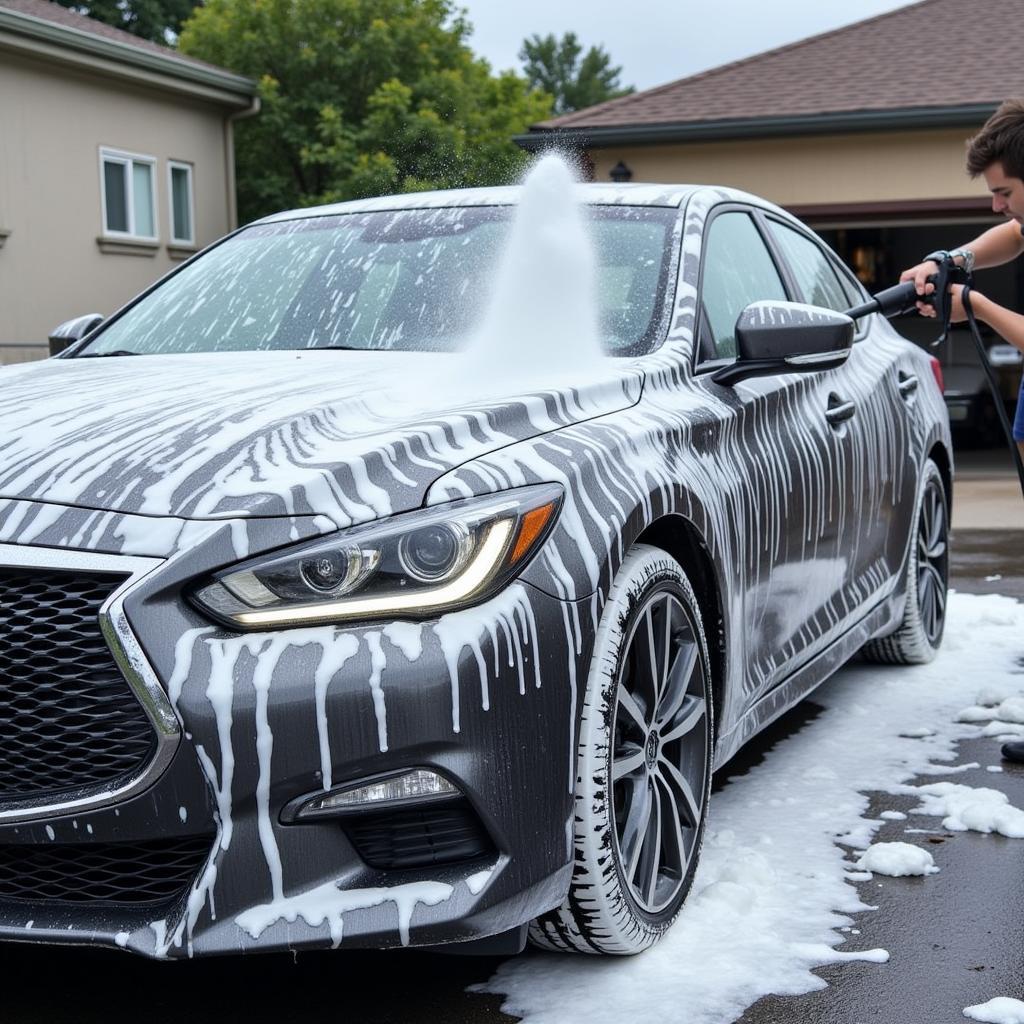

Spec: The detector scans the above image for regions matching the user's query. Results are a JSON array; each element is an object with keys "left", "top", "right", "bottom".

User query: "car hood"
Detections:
[{"left": 0, "top": 351, "right": 642, "bottom": 522}]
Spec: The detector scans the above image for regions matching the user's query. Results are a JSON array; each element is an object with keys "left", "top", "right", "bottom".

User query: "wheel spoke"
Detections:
[
  {"left": 621, "top": 777, "right": 653, "bottom": 881},
  {"left": 658, "top": 754, "right": 701, "bottom": 829},
  {"left": 639, "top": 785, "right": 663, "bottom": 903},
  {"left": 629, "top": 607, "right": 660, "bottom": 714},
  {"left": 921, "top": 563, "right": 945, "bottom": 637},
  {"left": 922, "top": 486, "right": 947, "bottom": 557},
  {"left": 613, "top": 743, "right": 646, "bottom": 783},
  {"left": 617, "top": 684, "right": 649, "bottom": 734},
  {"left": 661, "top": 694, "right": 707, "bottom": 745},
  {"left": 657, "top": 640, "right": 697, "bottom": 728},
  {"left": 928, "top": 565, "right": 947, "bottom": 615},
  {"left": 921, "top": 578, "right": 936, "bottom": 638},
  {"left": 918, "top": 562, "right": 934, "bottom": 605},
  {"left": 655, "top": 775, "right": 686, "bottom": 876}
]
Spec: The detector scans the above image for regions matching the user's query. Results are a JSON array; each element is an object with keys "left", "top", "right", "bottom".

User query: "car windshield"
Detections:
[{"left": 79, "top": 205, "right": 677, "bottom": 358}]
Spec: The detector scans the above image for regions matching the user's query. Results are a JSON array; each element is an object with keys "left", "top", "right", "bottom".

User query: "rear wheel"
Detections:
[
  {"left": 862, "top": 458, "right": 949, "bottom": 664},
  {"left": 529, "top": 545, "right": 713, "bottom": 955}
]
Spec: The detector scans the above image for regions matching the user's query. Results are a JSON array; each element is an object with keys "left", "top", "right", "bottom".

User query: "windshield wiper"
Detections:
[
  {"left": 298, "top": 344, "right": 365, "bottom": 351},
  {"left": 76, "top": 349, "right": 142, "bottom": 358}
]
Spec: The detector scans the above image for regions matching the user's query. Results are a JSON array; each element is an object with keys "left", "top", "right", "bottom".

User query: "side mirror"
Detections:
[
  {"left": 48, "top": 313, "right": 104, "bottom": 356},
  {"left": 711, "top": 301, "right": 854, "bottom": 387}
]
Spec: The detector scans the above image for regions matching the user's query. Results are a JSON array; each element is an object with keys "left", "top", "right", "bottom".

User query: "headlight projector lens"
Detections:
[
  {"left": 398, "top": 523, "right": 468, "bottom": 582},
  {"left": 299, "top": 551, "right": 352, "bottom": 593}
]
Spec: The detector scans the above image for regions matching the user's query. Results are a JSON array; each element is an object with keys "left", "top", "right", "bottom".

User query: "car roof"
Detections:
[
  {"left": 256, "top": 183, "right": 702, "bottom": 224},
  {"left": 252, "top": 182, "right": 805, "bottom": 234}
]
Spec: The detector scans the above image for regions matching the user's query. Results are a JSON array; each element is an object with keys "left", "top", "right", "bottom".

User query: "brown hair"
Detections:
[{"left": 966, "top": 99, "right": 1024, "bottom": 179}]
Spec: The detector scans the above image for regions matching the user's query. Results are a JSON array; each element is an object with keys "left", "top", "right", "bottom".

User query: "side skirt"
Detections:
[{"left": 713, "top": 597, "right": 897, "bottom": 770}]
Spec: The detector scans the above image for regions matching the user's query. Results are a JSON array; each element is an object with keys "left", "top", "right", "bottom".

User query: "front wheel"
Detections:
[
  {"left": 530, "top": 545, "right": 714, "bottom": 955},
  {"left": 862, "top": 458, "right": 949, "bottom": 665}
]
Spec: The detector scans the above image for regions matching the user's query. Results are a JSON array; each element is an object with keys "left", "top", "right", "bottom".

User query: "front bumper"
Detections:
[{"left": 0, "top": 525, "right": 588, "bottom": 959}]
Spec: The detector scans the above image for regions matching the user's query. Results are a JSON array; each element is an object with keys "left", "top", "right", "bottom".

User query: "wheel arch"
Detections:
[
  {"left": 927, "top": 439, "right": 953, "bottom": 508},
  {"left": 633, "top": 514, "right": 727, "bottom": 737}
]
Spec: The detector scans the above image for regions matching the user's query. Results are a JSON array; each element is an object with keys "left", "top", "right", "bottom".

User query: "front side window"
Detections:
[
  {"left": 79, "top": 205, "right": 677, "bottom": 357},
  {"left": 101, "top": 148, "right": 156, "bottom": 239},
  {"left": 700, "top": 211, "right": 788, "bottom": 361},
  {"left": 169, "top": 161, "right": 194, "bottom": 245}
]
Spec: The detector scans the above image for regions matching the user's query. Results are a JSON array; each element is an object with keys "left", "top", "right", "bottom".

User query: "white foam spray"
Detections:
[{"left": 471, "top": 153, "right": 602, "bottom": 381}]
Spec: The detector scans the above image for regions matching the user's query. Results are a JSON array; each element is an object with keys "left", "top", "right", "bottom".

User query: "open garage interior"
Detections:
[{"left": 813, "top": 217, "right": 1024, "bottom": 453}]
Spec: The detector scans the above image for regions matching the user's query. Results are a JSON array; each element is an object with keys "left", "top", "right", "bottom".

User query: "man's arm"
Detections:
[
  {"left": 900, "top": 220, "right": 1024, "bottom": 297},
  {"left": 948, "top": 285, "right": 1024, "bottom": 354}
]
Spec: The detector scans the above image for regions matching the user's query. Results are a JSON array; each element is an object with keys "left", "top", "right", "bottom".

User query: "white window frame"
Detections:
[
  {"left": 167, "top": 159, "right": 196, "bottom": 246},
  {"left": 99, "top": 147, "right": 158, "bottom": 241}
]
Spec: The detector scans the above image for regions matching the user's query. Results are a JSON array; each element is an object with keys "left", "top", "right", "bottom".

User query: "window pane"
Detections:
[
  {"left": 592, "top": 216, "right": 672, "bottom": 354},
  {"left": 701, "top": 213, "right": 787, "bottom": 360},
  {"left": 132, "top": 161, "right": 154, "bottom": 237},
  {"left": 103, "top": 160, "right": 128, "bottom": 233},
  {"left": 85, "top": 206, "right": 676, "bottom": 357},
  {"left": 171, "top": 165, "right": 192, "bottom": 242},
  {"left": 769, "top": 221, "right": 849, "bottom": 312}
]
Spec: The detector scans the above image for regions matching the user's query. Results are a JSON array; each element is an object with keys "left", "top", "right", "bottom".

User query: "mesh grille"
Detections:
[
  {"left": 0, "top": 568, "right": 156, "bottom": 803},
  {"left": 0, "top": 837, "right": 213, "bottom": 905},
  {"left": 345, "top": 801, "right": 494, "bottom": 870}
]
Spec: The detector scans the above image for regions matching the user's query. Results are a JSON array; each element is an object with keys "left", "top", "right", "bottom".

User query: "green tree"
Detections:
[
  {"left": 178, "top": 0, "right": 552, "bottom": 222},
  {"left": 54, "top": 0, "right": 201, "bottom": 43},
  {"left": 519, "top": 32, "right": 633, "bottom": 116}
]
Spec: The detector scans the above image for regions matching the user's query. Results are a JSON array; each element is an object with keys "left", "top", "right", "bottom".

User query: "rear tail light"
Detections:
[{"left": 929, "top": 356, "right": 944, "bottom": 394}]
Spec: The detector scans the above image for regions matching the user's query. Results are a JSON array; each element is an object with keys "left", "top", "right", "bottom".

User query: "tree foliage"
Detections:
[
  {"left": 519, "top": 32, "right": 633, "bottom": 116},
  {"left": 178, "top": 0, "right": 552, "bottom": 222},
  {"left": 54, "top": 0, "right": 201, "bottom": 43}
]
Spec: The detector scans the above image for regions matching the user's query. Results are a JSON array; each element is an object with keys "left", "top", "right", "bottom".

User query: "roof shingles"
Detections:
[
  {"left": 538, "top": 0, "right": 1015, "bottom": 130},
  {"left": 0, "top": 0, "right": 231, "bottom": 76}
]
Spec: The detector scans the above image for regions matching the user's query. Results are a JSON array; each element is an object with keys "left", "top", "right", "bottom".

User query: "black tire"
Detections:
[
  {"left": 862, "top": 459, "right": 949, "bottom": 665},
  {"left": 529, "top": 544, "right": 714, "bottom": 955}
]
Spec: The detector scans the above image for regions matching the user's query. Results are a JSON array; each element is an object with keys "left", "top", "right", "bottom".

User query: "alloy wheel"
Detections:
[
  {"left": 612, "top": 589, "right": 709, "bottom": 915},
  {"left": 916, "top": 475, "right": 948, "bottom": 646}
]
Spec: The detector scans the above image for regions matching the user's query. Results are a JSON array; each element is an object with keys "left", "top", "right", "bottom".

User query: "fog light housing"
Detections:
[{"left": 291, "top": 769, "right": 460, "bottom": 821}]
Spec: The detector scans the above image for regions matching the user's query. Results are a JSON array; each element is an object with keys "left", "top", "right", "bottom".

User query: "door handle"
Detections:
[
  {"left": 825, "top": 393, "right": 856, "bottom": 425},
  {"left": 898, "top": 372, "right": 919, "bottom": 398}
]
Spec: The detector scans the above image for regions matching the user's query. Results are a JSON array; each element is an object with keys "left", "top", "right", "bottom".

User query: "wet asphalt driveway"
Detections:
[{"left": 0, "top": 527, "right": 1021, "bottom": 1024}]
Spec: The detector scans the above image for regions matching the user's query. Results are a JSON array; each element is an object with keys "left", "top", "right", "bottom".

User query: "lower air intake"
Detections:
[
  {"left": 345, "top": 800, "right": 493, "bottom": 870},
  {"left": 0, "top": 836, "right": 213, "bottom": 905}
]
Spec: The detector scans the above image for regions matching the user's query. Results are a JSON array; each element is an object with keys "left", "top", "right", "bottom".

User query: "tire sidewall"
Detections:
[
  {"left": 573, "top": 544, "right": 714, "bottom": 950},
  {"left": 903, "top": 459, "right": 949, "bottom": 659}
]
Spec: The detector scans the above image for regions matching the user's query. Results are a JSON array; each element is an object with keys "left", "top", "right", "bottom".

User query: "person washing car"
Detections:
[{"left": 901, "top": 98, "right": 1024, "bottom": 765}]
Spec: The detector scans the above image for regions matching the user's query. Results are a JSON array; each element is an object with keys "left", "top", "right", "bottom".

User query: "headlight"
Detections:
[{"left": 190, "top": 483, "right": 563, "bottom": 629}]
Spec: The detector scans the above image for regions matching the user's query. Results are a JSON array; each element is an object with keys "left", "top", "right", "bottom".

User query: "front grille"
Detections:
[
  {"left": 0, "top": 836, "right": 213, "bottom": 905},
  {"left": 345, "top": 800, "right": 494, "bottom": 870},
  {"left": 0, "top": 568, "right": 156, "bottom": 803}
]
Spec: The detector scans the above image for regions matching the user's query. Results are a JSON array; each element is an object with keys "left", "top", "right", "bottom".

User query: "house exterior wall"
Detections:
[
  {"left": 0, "top": 51, "right": 234, "bottom": 362},
  {"left": 590, "top": 128, "right": 986, "bottom": 209}
]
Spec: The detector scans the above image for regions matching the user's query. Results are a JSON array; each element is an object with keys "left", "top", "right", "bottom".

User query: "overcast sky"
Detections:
[{"left": 460, "top": 0, "right": 920, "bottom": 92}]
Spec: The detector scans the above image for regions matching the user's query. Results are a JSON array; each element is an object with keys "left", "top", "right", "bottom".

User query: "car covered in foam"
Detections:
[{"left": 0, "top": 169, "right": 951, "bottom": 959}]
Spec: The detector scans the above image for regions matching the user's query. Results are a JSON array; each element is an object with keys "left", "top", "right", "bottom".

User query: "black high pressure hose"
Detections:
[{"left": 846, "top": 262, "right": 1024, "bottom": 502}]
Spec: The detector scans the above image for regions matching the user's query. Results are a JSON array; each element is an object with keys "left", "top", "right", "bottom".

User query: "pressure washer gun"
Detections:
[
  {"left": 845, "top": 250, "right": 969, "bottom": 345},
  {"left": 846, "top": 252, "right": 1024, "bottom": 500}
]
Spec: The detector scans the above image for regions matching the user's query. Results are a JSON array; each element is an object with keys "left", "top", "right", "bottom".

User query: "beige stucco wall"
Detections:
[
  {"left": 0, "top": 51, "right": 233, "bottom": 360},
  {"left": 591, "top": 128, "right": 988, "bottom": 209}
]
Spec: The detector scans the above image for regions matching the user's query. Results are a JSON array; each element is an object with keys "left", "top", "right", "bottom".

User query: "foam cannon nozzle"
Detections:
[
  {"left": 844, "top": 254, "right": 969, "bottom": 346},
  {"left": 844, "top": 280, "right": 921, "bottom": 321}
]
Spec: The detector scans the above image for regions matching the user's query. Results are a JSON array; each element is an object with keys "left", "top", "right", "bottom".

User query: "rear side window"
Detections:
[
  {"left": 768, "top": 221, "right": 850, "bottom": 312},
  {"left": 700, "top": 212, "right": 787, "bottom": 360}
]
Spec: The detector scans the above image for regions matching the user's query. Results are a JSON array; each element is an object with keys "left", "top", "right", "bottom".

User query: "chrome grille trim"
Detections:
[{"left": 0, "top": 543, "right": 179, "bottom": 824}]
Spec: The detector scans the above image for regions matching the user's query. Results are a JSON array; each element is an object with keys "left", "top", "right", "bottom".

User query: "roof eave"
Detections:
[
  {"left": 515, "top": 104, "right": 999, "bottom": 149},
  {"left": 0, "top": 6, "right": 255, "bottom": 107}
]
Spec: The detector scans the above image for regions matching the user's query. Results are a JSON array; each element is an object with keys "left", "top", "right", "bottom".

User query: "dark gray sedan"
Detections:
[{"left": 0, "top": 180, "right": 950, "bottom": 959}]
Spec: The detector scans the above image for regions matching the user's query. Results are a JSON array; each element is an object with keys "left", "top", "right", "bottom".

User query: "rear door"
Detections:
[{"left": 764, "top": 216, "right": 917, "bottom": 622}]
